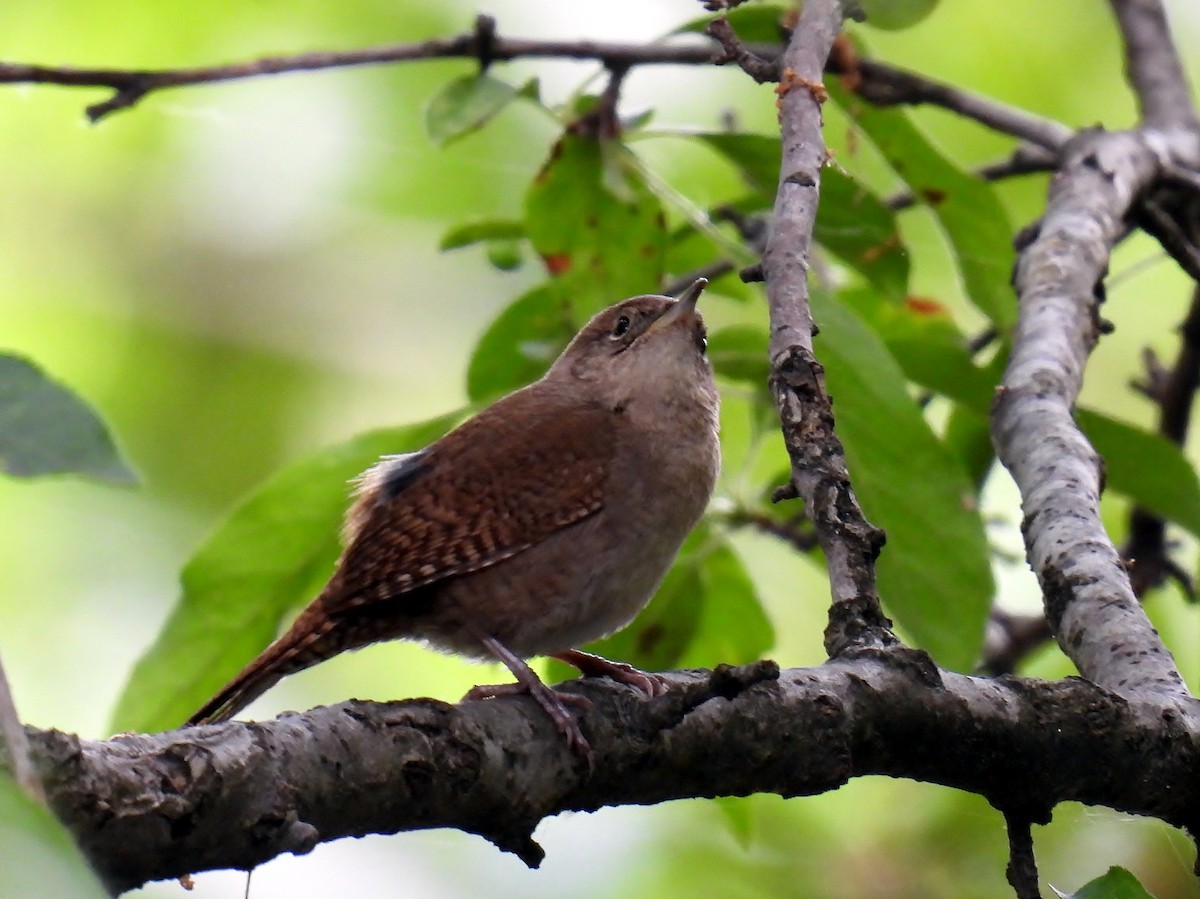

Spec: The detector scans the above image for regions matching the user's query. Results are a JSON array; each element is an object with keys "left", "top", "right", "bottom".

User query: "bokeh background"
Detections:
[{"left": 3, "top": 1, "right": 1200, "bottom": 896}]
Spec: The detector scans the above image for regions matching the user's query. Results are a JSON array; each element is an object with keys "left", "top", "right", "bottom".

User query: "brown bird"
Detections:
[{"left": 185, "top": 279, "right": 720, "bottom": 755}]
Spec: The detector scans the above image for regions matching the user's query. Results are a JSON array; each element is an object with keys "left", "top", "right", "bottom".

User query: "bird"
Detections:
[{"left": 185, "top": 278, "right": 720, "bottom": 756}]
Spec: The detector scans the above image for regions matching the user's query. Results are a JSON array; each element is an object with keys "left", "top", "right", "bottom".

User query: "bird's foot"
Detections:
[
  {"left": 554, "top": 649, "right": 669, "bottom": 698},
  {"left": 468, "top": 634, "right": 594, "bottom": 759},
  {"left": 464, "top": 679, "right": 592, "bottom": 757}
]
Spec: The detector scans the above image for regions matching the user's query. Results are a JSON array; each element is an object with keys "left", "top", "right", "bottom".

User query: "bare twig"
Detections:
[
  {"left": 725, "top": 507, "right": 819, "bottom": 553},
  {"left": 886, "top": 145, "right": 1058, "bottom": 211},
  {"left": 826, "top": 40, "right": 1072, "bottom": 152},
  {"left": 980, "top": 611, "right": 1052, "bottom": 676},
  {"left": 1136, "top": 199, "right": 1200, "bottom": 283},
  {"left": 1123, "top": 284, "right": 1200, "bottom": 598},
  {"left": 757, "top": 0, "right": 896, "bottom": 656},
  {"left": 1003, "top": 813, "right": 1042, "bottom": 899},
  {"left": 706, "top": 17, "right": 779, "bottom": 84},
  {"left": 1108, "top": 0, "right": 1200, "bottom": 131},
  {"left": 0, "top": 21, "right": 727, "bottom": 122},
  {"left": 0, "top": 652, "right": 43, "bottom": 803},
  {"left": 663, "top": 259, "right": 737, "bottom": 297},
  {"left": 991, "top": 129, "right": 1188, "bottom": 701}
]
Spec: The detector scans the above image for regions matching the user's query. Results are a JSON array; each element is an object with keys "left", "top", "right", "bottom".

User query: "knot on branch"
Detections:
[
  {"left": 823, "top": 597, "right": 899, "bottom": 659},
  {"left": 709, "top": 660, "right": 782, "bottom": 699}
]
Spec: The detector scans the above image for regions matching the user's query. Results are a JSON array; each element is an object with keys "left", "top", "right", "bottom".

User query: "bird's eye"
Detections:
[{"left": 611, "top": 315, "right": 631, "bottom": 338}]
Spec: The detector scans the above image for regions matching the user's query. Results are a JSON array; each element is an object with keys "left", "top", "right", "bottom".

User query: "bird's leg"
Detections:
[
  {"left": 465, "top": 634, "right": 593, "bottom": 758},
  {"left": 554, "top": 649, "right": 669, "bottom": 698}
]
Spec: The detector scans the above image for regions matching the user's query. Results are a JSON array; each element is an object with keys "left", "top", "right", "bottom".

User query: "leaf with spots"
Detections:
[
  {"left": 525, "top": 132, "right": 668, "bottom": 317},
  {"left": 826, "top": 79, "right": 1017, "bottom": 326}
]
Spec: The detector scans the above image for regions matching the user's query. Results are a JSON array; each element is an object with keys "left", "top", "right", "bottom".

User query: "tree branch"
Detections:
[
  {"left": 1003, "top": 813, "right": 1042, "bottom": 899},
  {"left": 0, "top": 653, "right": 43, "bottom": 803},
  {"left": 0, "top": 17, "right": 726, "bottom": 122},
  {"left": 29, "top": 659, "right": 1200, "bottom": 893},
  {"left": 1108, "top": 0, "right": 1199, "bottom": 131},
  {"left": 758, "top": 0, "right": 895, "bottom": 656},
  {"left": 991, "top": 128, "right": 1188, "bottom": 701},
  {"left": 827, "top": 38, "right": 1072, "bottom": 151}
]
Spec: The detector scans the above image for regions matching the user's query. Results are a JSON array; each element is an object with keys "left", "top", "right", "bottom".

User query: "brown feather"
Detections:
[{"left": 323, "top": 384, "right": 616, "bottom": 615}]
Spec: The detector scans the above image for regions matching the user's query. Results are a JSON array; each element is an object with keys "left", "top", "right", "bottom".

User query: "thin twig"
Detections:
[
  {"left": 0, "top": 19, "right": 728, "bottom": 122},
  {"left": 826, "top": 39, "right": 1072, "bottom": 152},
  {"left": 886, "top": 145, "right": 1057, "bottom": 211},
  {"left": 1108, "top": 0, "right": 1200, "bottom": 131},
  {"left": 1003, "top": 813, "right": 1042, "bottom": 899},
  {"left": 725, "top": 507, "right": 819, "bottom": 553},
  {"left": 663, "top": 259, "right": 736, "bottom": 297},
  {"left": 1123, "top": 284, "right": 1200, "bottom": 598},
  {"left": 706, "top": 17, "right": 779, "bottom": 84},
  {"left": 0, "top": 652, "right": 43, "bottom": 802}
]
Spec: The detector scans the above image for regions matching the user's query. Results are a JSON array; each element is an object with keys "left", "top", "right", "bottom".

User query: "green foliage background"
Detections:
[{"left": 2, "top": 1, "right": 1200, "bottom": 897}]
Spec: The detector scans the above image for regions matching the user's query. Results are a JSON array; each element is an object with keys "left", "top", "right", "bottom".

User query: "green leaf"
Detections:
[
  {"left": 827, "top": 81, "right": 1016, "bottom": 326},
  {"left": 0, "top": 353, "right": 136, "bottom": 484},
  {"left": 840, "top": 288, "right": 997, "bottom": 410},
  {"left": 709, "top": 324, "right": 771, "bottom": 385},
  {"left": 0, "top": 774, "right": 109, "bottom": 899},
  {"left": 553, "top": 526, "right": 772, "bottom": 675},
  {"left": 858, "top": 0, "right": 942, "bottom": 30},
  {"left": 1076, "top": 409, "right": 1200, "bottom": 540},
  {"left": 811, "top": 291, "right": 994, "bottom": 669},
  {"left": 424, "top": 74, "right": 529, "bottom": 146},
  {"left": 697, "top": 133, "right": 910, "bottom": 300},
  {"left": 439, "top": 218, "right": 525, "bottom": 251},
  {"left": 466, "top": 285, "right": 575, "bottom": 404},
  {"left": 1053, "top": 866, "right": 1157, "bottom": 899},
  {"left": 110, "top": 415, "right": 460, "bottom": 735},
  {"left": 525, "top": 132, "right": 668, "bottom": 318}
]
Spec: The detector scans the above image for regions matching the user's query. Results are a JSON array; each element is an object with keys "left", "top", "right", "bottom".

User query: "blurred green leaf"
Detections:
[
  {"left": 425, "top": 74, "right": 530, "bottom": 146},
  {"left": 1053, "top": 866, "right": 1157, "bottom": 899},
  {"left": 0, "top": 353, "right": 136, "bottom": 484},
  {"left": 110, "top": 415, "right": 460, "bottom": 735},
  {"left": 811, "top": 291, "right": 993, "bottom": 670},
  {"left": 551, "top": 526, "right": 772, "bottom": 676},
  {"left": 525, "top": 132, "right": 667, "bottom": 317},
  {"left": 858, "top": 0, "right": 942, "bottom": 30},
  {"left": 709, "top": 324, "right": 771, "bottom": 385},
  {"left": 439, "top": 218, "right": 525, "bottom": 251},
  {"left": 1076, "top": 409, "right": 1200, "bottom": 539},
  {"left": 466, "top": 285, "right": 574, "bottom": 404},
  {"left": 864, "top": 301, "right": 1200, "bottom": 538},
  {"left": 0, "top": 774, "right": 108, "bottom": 899},
  {"left": 943, "top": 404, "right": 995, "bottom": 490},
  {"left": 485, "top": 239, "right": 524, "bottom": 271},
  {"left": 697, "top": 133, "right": 910, "bottom": 300},
  {"left": 827, "top": 82, "right": 1016, "bottom": 326}
]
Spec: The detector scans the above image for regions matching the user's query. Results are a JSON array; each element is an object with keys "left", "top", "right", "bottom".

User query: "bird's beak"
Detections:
[{"left": 651, "top": 278, "right": 707, "bottom": 331}]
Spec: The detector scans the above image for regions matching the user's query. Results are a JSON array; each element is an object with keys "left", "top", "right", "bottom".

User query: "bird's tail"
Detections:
[{"left": 184, "top": 605, "right": 338, "bottom": 726}]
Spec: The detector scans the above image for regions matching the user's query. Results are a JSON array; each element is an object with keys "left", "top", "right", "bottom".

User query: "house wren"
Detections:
[{"left": 186, "top": 279, "right": 720, "bottom": 756}]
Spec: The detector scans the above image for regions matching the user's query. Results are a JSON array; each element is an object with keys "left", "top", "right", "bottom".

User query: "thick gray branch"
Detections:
[
  {"left": 992, "top": 129, "right": 1188, "bottom": 701},
  {"left": 29, "top": 659, "right": 1200, "bottom": 894},
  {"left": 1108, "top": 0, "right": 1199, "bottom": 131}
]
